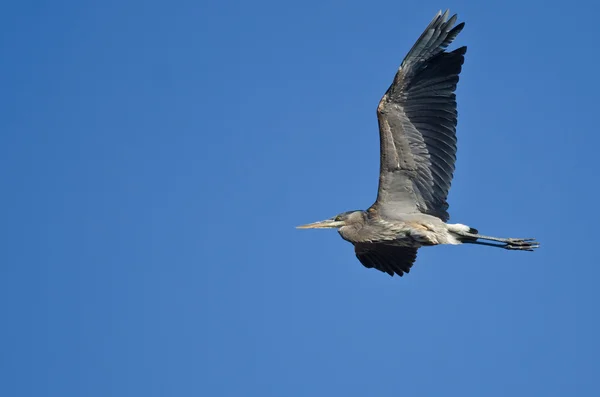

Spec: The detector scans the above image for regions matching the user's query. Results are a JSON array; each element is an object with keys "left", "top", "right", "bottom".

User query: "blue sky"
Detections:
[{"left": 1, "top": 0, "right": 599, "bottom": 396}]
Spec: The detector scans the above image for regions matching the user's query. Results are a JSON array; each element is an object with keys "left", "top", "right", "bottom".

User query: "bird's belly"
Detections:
[{"left": 390, "top": 221, "right": 459, "bottom": 246}]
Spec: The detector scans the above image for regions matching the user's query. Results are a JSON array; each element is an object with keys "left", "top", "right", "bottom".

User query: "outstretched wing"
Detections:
[
  {"left": 374, "top": 10, "right": 466, "bottom": 222},
  {"left": 354, "top": 243, "right": 418, "bottom": 277}
]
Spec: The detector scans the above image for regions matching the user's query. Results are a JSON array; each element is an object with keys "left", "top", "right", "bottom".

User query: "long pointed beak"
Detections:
[{"left": 296, "top": 219, "right": 345, "bottom": 229}]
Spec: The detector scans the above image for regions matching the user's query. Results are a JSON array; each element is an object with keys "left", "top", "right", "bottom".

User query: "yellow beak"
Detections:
[{"left": 296, "top": 219, "right": 345, "bottom": 229}]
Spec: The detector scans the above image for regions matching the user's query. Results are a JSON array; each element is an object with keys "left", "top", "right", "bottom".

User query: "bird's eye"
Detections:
[{"left": 334, "top": 215, "right": 342, "bottom": 221}]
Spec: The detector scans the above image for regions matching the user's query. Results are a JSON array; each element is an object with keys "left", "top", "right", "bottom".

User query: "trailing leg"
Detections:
[{"left": 454, "top": 229, "right": 539, "bottom": 251}]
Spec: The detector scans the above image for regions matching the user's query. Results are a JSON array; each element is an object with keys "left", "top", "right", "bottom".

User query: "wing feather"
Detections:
[
  {"left": 355, "top": 243, "right": 418, "bottom": 277},
  {"left": 374, "top": 10, "right": 466, "bottom": 222}
]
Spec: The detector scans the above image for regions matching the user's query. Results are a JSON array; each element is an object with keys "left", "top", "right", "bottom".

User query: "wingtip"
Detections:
[{"left": 437, "top": 9, "right": 460, "bottom": 24}]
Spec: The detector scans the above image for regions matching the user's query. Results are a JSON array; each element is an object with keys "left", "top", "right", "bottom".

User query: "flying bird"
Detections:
[{"left": 297, "top": 10, "right": 539, "bottom": 277}]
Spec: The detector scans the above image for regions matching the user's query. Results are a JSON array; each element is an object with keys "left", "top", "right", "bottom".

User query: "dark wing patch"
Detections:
[
  {"left": 400, "top": 46, "right": 466, "bottom": 220},
  {"left": 375, "top": 10, "right": 466, "bottom": 222},
  {"left": 354, "top": 243, "right": 418, "bottom": 277}
]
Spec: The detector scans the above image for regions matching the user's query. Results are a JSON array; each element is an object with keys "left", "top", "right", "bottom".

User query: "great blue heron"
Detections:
[{"left": 297, "top": 10, "right": 539, "bottom": 277}]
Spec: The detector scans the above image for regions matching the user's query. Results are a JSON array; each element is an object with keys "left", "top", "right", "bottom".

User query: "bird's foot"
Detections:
[{"left": 503, "top": 238, "right": 539, "bottom": 251}]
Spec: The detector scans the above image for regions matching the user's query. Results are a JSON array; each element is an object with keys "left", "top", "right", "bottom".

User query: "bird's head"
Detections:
[{"left": 296, "top": 210, "right": 364, "bottom": 230}]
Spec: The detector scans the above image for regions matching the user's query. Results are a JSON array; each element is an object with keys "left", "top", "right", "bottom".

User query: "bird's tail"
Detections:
[
  {"left": 457, "top": 228, "right": 479, "bottom": 242},
  {"left": 446, "top": 223, "right": 479, "bottom": 243}
]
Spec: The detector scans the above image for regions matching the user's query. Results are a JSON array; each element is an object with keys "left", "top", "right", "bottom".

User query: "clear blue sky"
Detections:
[{"left": 1, "top": 0, "right": 598, "bottom": 396}]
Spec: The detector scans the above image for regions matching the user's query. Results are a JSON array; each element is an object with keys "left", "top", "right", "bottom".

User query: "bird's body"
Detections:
[
  {"left": 298, "top": 10, "right": 539, "bottom": 277},
  {"left": 335, "top": 209, "right": 468, "bottom": 247}
]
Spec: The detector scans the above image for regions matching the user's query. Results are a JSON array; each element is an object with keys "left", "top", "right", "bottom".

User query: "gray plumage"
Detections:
[{"left": 297, "top": 10, "right": 539, "bottom": 278}]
